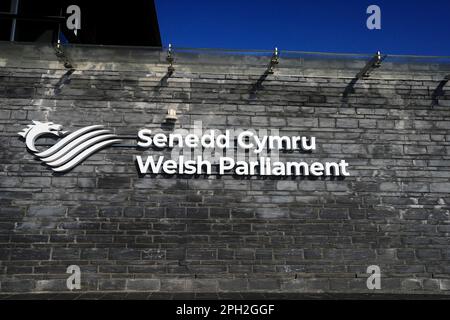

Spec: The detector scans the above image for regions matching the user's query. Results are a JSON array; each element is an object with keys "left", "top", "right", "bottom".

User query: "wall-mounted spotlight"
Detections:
[
  {"left": 267, "top": 47, "right": 279, "bottom": 74},
  {"left": 54, "top": 39, "right": 73, "bottom": 69},
  {"left": 165, "top": 108, "right": 178, "bottom": 123},
  {"left": 250, "top": 47, "right": 280, "bottom": 94},
  {"left": 357, "top": 51, "right": 385, "bottom": 79},
  {"left": 166, "top": 43, "right": 175, "bottom": 74}
]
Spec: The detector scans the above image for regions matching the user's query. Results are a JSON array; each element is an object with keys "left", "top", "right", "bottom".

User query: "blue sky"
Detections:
[{"left": 155, "top": 0, "right": 450, "bottom": 56}]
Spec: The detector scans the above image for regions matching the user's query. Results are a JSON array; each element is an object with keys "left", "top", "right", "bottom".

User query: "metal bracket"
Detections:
[
  {"left": 166, "top": 43, "right": 175, "bottom": 74},
  {"left": 54, "top": 40, "right": 73, "bottom": 69},
  {"left": 357, "top": 51, "right": 385, "bottom": 79},
  {"left": 267, "top": 47, "right": 279, "bottom": 74},
  {"left": 250, "top": 47, "right": 280, "bottom": 95}
]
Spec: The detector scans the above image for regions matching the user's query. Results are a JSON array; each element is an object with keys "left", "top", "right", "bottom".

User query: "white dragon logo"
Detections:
[{"left": 18, "top": 121, "right": 121, "bottom": 172}]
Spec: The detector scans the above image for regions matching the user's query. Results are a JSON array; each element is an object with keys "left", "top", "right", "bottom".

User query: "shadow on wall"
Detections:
[
  {"left": 342, "top": 77, "right": 359, "bottom": 102},
  {"left": 54, "top": 69, "right": 75, "bottom": 96},
  {"left": 249, "top": 70, "right": 272, "bottom": 99},
  {"left": 431, "top": 78, "right": 449, "bottom": 107}
]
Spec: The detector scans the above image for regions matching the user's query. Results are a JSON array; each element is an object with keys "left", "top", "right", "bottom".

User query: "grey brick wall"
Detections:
[{"left": 0, "top": 42, "right": 450, "bottom": 295}]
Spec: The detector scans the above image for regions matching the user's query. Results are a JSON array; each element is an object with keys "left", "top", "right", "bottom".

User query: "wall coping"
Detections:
[{"left": 1, "top": 42, "right": 450, "bottom": 80}]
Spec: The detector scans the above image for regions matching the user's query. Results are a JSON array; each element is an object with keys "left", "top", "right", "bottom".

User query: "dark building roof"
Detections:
[{"left": 0, "top": 0, "right": 162, "bottom": 47}]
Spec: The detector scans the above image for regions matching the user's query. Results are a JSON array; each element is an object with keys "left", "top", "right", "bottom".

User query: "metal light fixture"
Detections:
[
  {"left": 165, "top": 108, "right": 177, "bottom": 122},
  {"left": 166, "top": 43, "right": 175, "bottom": 74},
  {"left": 54, "top": 39, "right": 73, "bottom": 69},
  {"left": 374, "top": 50, "right": 383, "bottom": 67},
  {"left": 357, "top": 51, "right": 384, "bottom": 79},
  {"left": 267, "top": 47, "right": 279, "bottom": 74}
]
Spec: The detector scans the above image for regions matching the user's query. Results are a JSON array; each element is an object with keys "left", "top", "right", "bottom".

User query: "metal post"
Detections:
[
  {"left": 56, "top": 7, "right": 62, "bottom": 44},
  {"left": 268, "top": 47, "right": 279, "bottom": 74},
  {"left": 10, "top": 0, "right": 19, "bottom": 41},
  {"left": 166, "top": 43, "right": 175, "bottom": 74}
]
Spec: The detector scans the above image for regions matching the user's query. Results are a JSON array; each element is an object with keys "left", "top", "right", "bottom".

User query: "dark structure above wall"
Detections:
[{"left": 0, "top": 0, "right": 162, "bottom": 46}]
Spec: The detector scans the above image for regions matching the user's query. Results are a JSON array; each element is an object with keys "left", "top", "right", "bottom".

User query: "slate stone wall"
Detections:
[{"left": 0, "top": 42, "right": 450, "bottom": 295}]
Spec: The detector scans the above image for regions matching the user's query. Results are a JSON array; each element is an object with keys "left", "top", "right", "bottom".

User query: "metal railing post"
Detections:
[{"left": 9, "top": 0, "right": 19, "bottom": 41}]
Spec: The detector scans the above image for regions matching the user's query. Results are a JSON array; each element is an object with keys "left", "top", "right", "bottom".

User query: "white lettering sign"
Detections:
[{"left": 19, "top": 120, "right": 351, "bottom": 177}]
